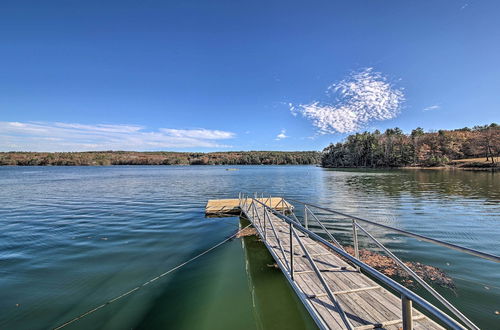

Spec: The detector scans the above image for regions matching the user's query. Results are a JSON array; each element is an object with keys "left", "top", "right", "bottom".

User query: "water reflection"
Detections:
[
  {"left": 310, "top": 168, "right": 500, "bottom": 328},
  {"left": 241, "top": 218, "right": 316, "bottom": 330},
  {"left": 0, "top": 166, "right": 498, "bottom": 329},
  {"left": 327, "top": 169, "right": 500, "bottom": 200}
]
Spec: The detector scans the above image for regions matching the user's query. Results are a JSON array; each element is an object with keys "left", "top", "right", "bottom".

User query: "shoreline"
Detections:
[
  {"left": 322, "top": 165, "right": 499, "bottom": 171},
  {"left": 0, "top": 163, "right": 498, "bottom": 171},
  {"left": 0, "top": 163, "right": 318, "bottom": 167}
]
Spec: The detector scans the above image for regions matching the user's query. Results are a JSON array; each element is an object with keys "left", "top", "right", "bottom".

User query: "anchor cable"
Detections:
[{"left": 53, "top": 224, "right": 252, "bottom": 330}]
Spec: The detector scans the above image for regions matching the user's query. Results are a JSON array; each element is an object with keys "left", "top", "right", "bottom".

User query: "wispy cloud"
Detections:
[
  {"left": 290, "top": 68, "right": 405, "bottom": 134},
  {"left": 0, "top": 121, "right": 235, "bottom": 151},
  {"left": 54, "top": 123, "right": 143, "bottom": 133},
  {"left": 160, "top": 128, "right": 234, "bottom": 139},
  {"left": 423, "top": 105, "right": 441, "bottom": 111},
  {"left": 275, "top": 129, "right": 288, "bottom": 140}
]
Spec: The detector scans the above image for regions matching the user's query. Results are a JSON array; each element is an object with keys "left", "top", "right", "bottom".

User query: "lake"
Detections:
[{"left": 0, "top": 166, "right": 498, "bottom": 329}]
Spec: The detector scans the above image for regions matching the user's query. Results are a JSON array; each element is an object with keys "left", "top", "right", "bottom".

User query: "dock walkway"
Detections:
[
  {"left": 205, "top": 195, "right": 482, "bottom": 330},
  {"left": 240, "top": 198, "right": 445, "bottom": 330}
]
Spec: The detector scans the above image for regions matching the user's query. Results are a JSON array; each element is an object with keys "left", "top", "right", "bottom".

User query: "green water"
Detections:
[{"left": 0, "top": 166, "right": 498, "bottom": 329}]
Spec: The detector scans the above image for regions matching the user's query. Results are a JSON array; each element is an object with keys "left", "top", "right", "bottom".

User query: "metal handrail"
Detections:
[
  {"left": 286, "top": 198, "right": 500, "bottom": 263},
  {"left": 290, "top": 223, "right": 354, "bottom": 329},
  {"left": 286, "top": 198, "right": 491, "bottom": 327},
  {"left": 303, "top": 201, "right": 478, "bottom": 329},
  {"left": 304, "top": 205, "right": 344, "bottom": 251},
  {"left": 354, "top": 222, "right": 478, "bottom": 329},
  {"left": 249, "top": 196, "right": 467, "bottom": 330}
]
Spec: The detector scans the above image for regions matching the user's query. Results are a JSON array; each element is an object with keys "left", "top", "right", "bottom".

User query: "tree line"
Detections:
[
  {"left": 322, "top": 123, "right": 499, "bottom": 168},
  {"left": 0, "top": 151, "right": 320, "bottom": 166}
]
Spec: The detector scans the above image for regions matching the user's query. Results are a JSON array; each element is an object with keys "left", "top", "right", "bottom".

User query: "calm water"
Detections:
[{"left": 0, "top": 166, "right": 498, "bottom": 329}]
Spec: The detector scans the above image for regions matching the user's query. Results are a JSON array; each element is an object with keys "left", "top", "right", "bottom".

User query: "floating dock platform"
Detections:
[{"left": 205, "top": 197, "right": 292, "bottom": 215}]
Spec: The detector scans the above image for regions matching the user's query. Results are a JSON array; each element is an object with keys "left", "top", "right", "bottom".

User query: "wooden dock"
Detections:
[
  {"left": 205, "top": 197, "right": 292, "bottom": 215},
  {"left": 237, "top": 197, "right": 449, "bottom": 330}
]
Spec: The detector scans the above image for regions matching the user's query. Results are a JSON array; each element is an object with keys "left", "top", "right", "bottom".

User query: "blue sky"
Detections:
[{"left": 1, "top": 0, "right": 498, "bottom": 151}]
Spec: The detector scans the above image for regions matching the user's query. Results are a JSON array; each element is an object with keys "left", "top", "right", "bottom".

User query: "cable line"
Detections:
[{"left": 53, "top": 224, "right": 251, "bottom": 330}]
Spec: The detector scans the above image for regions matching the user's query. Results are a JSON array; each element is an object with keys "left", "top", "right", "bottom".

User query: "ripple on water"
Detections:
[{"left": 0, "top": 166, "right": 498, "bottom": 329}]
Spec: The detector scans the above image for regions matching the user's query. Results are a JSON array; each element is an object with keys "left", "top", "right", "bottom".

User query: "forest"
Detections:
[
  {"left": 321, "top": 123, "right": 499, "bottom": 168},
  {"left": 0, "top": 151, "right": 320, "bottom": 166},
  {"left": 2, "top": 124, "right": 498, "bottom": 168}
]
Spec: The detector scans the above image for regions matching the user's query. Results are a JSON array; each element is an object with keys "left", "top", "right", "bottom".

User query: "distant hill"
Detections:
[
  {"left": 0, "top": 151, "right": 320, "bottom": 166},
  {"left": 322, "top": 123, "right": 499, "bottom": 168}
]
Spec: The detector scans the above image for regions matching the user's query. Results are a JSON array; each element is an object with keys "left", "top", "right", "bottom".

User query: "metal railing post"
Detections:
[
  {"left": 402, "top": 295, "right": 413, "bottom": 330},
  {"left": 290, "top": 221, "right": 294, "bottom": 281},
  {"left": 264, "top": 206, "right": 267, "bottom": 240},
  {"left": 352, "top": 219, "right": 360, "bottom": 271},
  {"left": 282, "top": 196, "right": 286, "bottom": 215},
  {"left": 304, "top": 205, "right": 308, "bottom": 230}
]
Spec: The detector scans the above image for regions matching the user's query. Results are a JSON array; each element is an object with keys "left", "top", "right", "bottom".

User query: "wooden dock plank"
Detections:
[
  {"left": 205, "top": 197, "right": 292, "bottom": 215},
  {"left": 242, "top": 200, "right": 444, "bottom": 330}
]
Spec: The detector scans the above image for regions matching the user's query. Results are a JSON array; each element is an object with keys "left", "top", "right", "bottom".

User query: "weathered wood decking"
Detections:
[
  {"left": 206, "top": 197, "right": 292, "bottom": 215},
  {"left": 241, "top": 199, "right": 444, "bottom": 330}
]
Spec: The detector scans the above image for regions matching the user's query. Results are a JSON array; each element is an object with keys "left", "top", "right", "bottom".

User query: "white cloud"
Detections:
[
  {"left": 54, "top": 122, "right": 144, "bottom": 133},
  {"left": 0, "top": 121, "right": 235, "bottom": 151},
  {"left": 290, "top": 68, "right": 405, "bottom": 134},
  {"left": 275, "top": 129, "right": 288, "bottom": 140},
  {"left": 160, "top": 128, "right": 234, "bottom": 139},
  {"left": 423, "top": 105, "right": 441, "bottom": 111}
]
